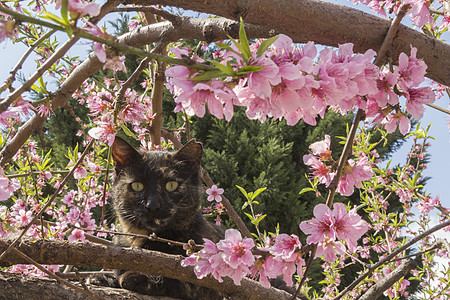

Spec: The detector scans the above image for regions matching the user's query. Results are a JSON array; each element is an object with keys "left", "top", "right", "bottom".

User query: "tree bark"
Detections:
[
  {"left": 358, "top": 258, "right": 417, "bottom": 300},
  {"left": 0, "top": 271, "right": 175, "bottom": 300},
  {"left": 0, "top": 240, "right": 295, "bottom": 300},
  {"left": 131, "top": 0, "right": 450, "bottom": 87}
]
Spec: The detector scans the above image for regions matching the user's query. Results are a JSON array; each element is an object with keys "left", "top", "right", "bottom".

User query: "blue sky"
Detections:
[{"left": 0, "top": 0, "right": 449, "bottom": 211}]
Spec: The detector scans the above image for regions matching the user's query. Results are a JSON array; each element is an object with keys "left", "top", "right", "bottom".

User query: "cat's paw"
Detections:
[{"left": 118, "top": 271, "right": 153, "bottom": 295}]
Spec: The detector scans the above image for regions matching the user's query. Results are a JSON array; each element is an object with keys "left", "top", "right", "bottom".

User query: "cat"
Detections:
[
  {"left": 110, "top": 137, "right": 308, "bottom": 300},
  {"left": 110, "top": 136, "right": 225, "bottom": 299}
]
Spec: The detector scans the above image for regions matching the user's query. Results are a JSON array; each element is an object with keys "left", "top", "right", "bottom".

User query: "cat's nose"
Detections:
[{"left": 145, "top": 195, "right": 161, "bottom": 210}]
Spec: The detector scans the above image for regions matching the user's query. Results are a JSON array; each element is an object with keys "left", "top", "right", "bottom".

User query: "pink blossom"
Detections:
[
  {"left": 15, "top": 209, "right": 33, "bottom": 227},
  {"left": 88, "top": 118, "right": 116, "bottom": 146},
  {"left": 416, "top": 195, "right": 440, "bottom": 214},
  {"left": 316, "top": 238, "right": 346, "bottom": 262},
  {"left": 396, "top": 47, "right": 427, "bottom": 89},
  {"left": 403, "top": 0, "right": 435, "bottom": 28},
  {"left": 303, "top": 155, "right": 335, "bottom": 186},
  {"left": 0, "top": 20, "right": 16, "bottom": 43},
  {"left": 381, "top": 112, "right": 411, "bottom": 135},
  {"left": 404, "top": 86, "right": 435, "bottom": 119},
  {"left": 103, "top": 55, "right": 127, "bottom": 73},
  {"left": 0, "top": 171, "right": 20, "bottom": 201},
  {"left": 68, "top": 229, "right": 86, "bottom": 242},
  {"left": 300, "top": 204, "right": 337, "bottom": 244},
  {"left": 309, "top": 134, "right": 332, "bottom": 159},
  {"left": 206, "top": 185, "right": 224, "bottom": 202},
  {"left": 337, "top": 157, "right": 374, "bottom": 196},
  {"left": 73, "top": 166, "right": 87, "bottom": 180},
  {"left": 299, "top": 203, "right": 368, "bottom": 260},
  {"left": 217, "top": 229, "right": 255, "bottom": 269},
  {"left": 68, "top": 0, "right": 101, "bottom": 18},
  {"left": 332, "top": 203, "right": 369, "bottom": 252}
]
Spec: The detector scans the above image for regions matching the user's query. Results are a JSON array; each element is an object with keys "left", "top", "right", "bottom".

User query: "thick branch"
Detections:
[
  {"left": 359, "top": 259, "right": 417, "bottom": 300},
  {"left": 0, "top": 240, "right": 295, "bottom": 300},
  {"left": 0, "top": 271, "right": 171, "bottom": 300},
  {"left": 132, "top": 0, "right": 450, "bottom": 86}
]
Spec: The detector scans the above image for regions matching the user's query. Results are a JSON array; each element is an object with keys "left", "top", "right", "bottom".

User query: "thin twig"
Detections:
[
  {"left": 149, "top": 44, "right": 167, "bottom": 146},
  {"left": 296, "top": 6, "right": 410, "bottom": 298},
  {"left": 334, "top": 219, "right": 450, "bottom": 300},
  {"left": 0, "top": 29, "right": 57, "bottom": 94},
  {"left": 0, "top": 139, "right": 95, "bottom": 261},
  {"left": 0, "top": 31, "right": 79, "bottom": 114},
  {"left": 426, "top": 103, "right": 450, "bottom": 115},
  {"left": 358, "top": 258, "right": 417, "bottom": 300}
]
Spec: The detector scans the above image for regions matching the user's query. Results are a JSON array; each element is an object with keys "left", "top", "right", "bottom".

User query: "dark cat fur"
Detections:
[
  {"left": 110, "top": 137, "right": 308, "bottom": 300},
  {"left": 111, "top": 137, "right": 225, "bottom": 299}
]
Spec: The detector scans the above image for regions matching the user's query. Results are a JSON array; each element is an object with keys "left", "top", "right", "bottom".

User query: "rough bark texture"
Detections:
[
  {"left": 133, "top": 0, "right": 450, "bottom": 87},
  {"left": 0, "top": 271, "right": 175, "bottom": 300},
  {"left": 0, "top": 240, "right": 295, "bottom": 300},
  {"left": 358, "top": 259, "right": 417, "bottom": 300}
]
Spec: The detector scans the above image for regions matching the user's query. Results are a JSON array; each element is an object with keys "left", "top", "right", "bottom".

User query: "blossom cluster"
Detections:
[
  {"left": 166, "top": 34, "right": 435, "bottom": 134},
  {"left": 72, "top": 78, "right": 153, "bottom": 146},
  {"left": 183, "top": 203, "right": 368, "bottom": 286},
  {"left": 300, "top": 203, "right": 369, "bottom": 262},
  {"left": 303, "top": 134, "right": 374, "bottom": 196},
  {"left": 182, "top": 229, "right": 306, "bottom": 288},
  {"left": 351, "top": 0, "right": 449, "bottom": 31}
]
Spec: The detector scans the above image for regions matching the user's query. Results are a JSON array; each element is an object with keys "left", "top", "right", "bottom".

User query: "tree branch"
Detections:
[
  {"left": 0, "top": 240, "right": 296, "bottom": 300},
  {"left": 334, "top": 218, "right": 450, "bottom": 300},
  {"left": 129, "top": 0, "right": 450, "bottom": 87},
  {"left": 0, "top": 17, "right": 274, "bottom": 168},
  {"left": 0, "top": 271, "right": 171, "bottom": 300},
  {"left": 358, "top": 259, "right": 417, "bottom": 300}
]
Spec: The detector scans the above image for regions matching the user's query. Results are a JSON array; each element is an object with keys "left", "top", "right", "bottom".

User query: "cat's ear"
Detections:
[
  {"left": 173, "top": 140, "right": 203, "bottom": 164},
  {"left": 111, "top": 136, "right": 141, "bottom": 168}
]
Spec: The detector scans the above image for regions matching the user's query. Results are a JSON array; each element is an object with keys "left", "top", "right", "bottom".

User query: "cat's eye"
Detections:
[
  {"left": 165, "top": 181, "right": 178, "bottom": 192},
  {"left": 131, "top": 182, "right": 144, "bottom": 192}
]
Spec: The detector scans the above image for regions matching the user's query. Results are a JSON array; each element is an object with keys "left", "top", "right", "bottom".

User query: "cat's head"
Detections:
[{"left": 111, "top": 137, "right": 203, "bottom": 234}]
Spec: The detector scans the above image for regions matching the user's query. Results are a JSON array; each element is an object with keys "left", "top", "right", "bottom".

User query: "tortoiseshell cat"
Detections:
[{"left": 111, "top": 137, "right": 224, "bottom": 299}]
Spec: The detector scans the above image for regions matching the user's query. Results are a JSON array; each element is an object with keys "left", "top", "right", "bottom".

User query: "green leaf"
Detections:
[
  {"left": 237, "top": 65, "right": 263, "bottom": 74},
  {"left": 120, "top": 124, "right": 137, "bottom": 139},
  {"left": 210, "top": 61, "right": 236, "bottom": 76},
  {"left": 215, "top": 42, "right": 241, "bottom": 57},
  {"left": 230, "top": 38, "right": 249, "bottom": 61},
  {"left": 251, "top": 187, "right": 267, "bottom": 200},
  {"left": 242, "top": 202, "right": 249, "bottom": 210},
  {"left": 236, "top": 185, "right": 249, "bottom": 199},
  {"left": 256, "top": 35, "right": 279, "bottom": 57},
  {"left": 299, "top": 187, "right": 315, "bottom": 195},
  {"left": 238, "top": 17, "right": 252, "bottom": 61},
  {"left": 192, "top": 70, "right": 225, "bottom": 81},
  {"left": 244, "top": 212, "right": 254, "bottom": 221},
  {"left": 41, "top": 12, "right": 68, "bottom": 27},
  {"left": 60, "top": 0, "right": 69, "bottom": 25}
]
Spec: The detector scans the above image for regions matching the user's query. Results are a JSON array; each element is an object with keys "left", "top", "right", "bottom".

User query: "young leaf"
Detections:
[
  {"left": 192, "top": 70, "right": 225, "bottom": 81},
  {"left": 60, "top": 0, "right": 69, "bottom": 25},
  {"left": 41, "top": 12, "right": 68, "bottom": 27},
  {"left": 120, "top": 124, "right": 137, "bottom": 139},
  {"left": 238, "top": 17, "right": 252, "bottom": 61},
  {"left": 237, "top": 65, "right": 264, "bottom": 74},
  {"left": 210, "top": 61, "right": 236, "bottom": 76},
  {"left": 236, "top": 185, "right": 249, "bottom": 198},
  {"left": 256, "top": 35, "right": 279, "bottom": 57},
  {"left": 251, "top": 187, "right": 267, "bottom": 200}
]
